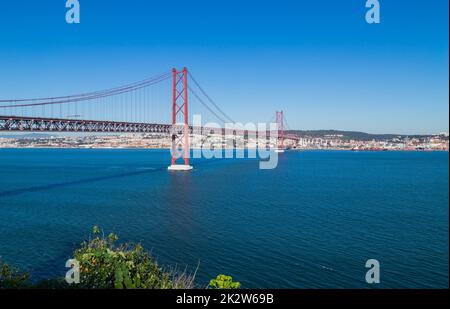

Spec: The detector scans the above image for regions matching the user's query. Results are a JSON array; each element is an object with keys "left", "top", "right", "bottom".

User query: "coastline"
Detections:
[{"left": 0, "top": 146, "right": 448, "bottom": 152}]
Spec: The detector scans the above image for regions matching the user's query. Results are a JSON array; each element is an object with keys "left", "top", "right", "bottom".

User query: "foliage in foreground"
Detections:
[
  {"left": 209, "top": 274, "right": 241, "bottom": 289},
  {"left": 0, "top": 259, "right": 30, "bottom": 289},
  {"left": 1, "top": 226, "right": 240, "bottom": 289},
  {"left": 73, "top": 226, "right": 194, "bottom": 289}
]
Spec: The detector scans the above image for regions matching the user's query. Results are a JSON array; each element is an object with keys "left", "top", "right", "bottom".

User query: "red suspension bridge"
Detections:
[{"left": 0, "top": 67, "right": 299, "bottom": 170}]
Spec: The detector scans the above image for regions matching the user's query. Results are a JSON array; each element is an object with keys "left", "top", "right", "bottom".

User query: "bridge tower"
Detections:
[
  {"left": 275, "top": 111, "right": 285, "bottom": 153},
  {"left": 168, "top": 67, "right": 193, "bottom": 171}
]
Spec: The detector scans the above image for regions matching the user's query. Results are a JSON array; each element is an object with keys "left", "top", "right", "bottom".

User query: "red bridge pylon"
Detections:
[
  {"left": 275, "top": 110, "right": 285, "bottom": 153},
  {"left": 168, "top": 67, "right": 193, "bottom": 171}
]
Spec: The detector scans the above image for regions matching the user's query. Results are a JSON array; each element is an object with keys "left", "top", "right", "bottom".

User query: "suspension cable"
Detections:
[
  {"left": 0, "top": 71, "right": 171, "bottom": 104},
  {"left": 0, "top": 73, "right": 171, "bottom": 108},
  {"left": 188, "top": 86, "right": 227, "bottom": 124},
  {"left": 187, "top": 71, "right": 235, "bottom": 123}
]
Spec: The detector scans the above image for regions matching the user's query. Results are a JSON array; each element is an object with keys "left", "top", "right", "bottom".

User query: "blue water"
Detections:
[{"left": 0, "top": 149, "right": 448, "bottom": 288}]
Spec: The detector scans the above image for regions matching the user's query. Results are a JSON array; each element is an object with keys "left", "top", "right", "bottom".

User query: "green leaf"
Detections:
[
  {"left": 92, "top": 225, "right": 100, "bottom": 235},
  {"left": 209, "top": 275, "right": 240, "bottom": 289}
]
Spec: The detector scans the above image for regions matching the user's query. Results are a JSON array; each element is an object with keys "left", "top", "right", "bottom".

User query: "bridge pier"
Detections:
[{"left": 168, "top": 164, "right": 193, "bottom": 171}]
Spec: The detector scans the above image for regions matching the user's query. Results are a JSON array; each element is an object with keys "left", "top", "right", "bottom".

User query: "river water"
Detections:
[{"left": 0, "top": 149, "right": 448, "bottom": 288}]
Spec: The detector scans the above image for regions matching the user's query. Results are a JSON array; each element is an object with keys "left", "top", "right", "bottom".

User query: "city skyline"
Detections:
[{"left": 0, "top": 1, "right": 448, "bottom": 134}]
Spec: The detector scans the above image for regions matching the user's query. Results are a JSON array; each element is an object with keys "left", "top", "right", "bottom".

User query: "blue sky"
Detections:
[{"left": 0, "top": 0, "right": 448, "bottom": 134}]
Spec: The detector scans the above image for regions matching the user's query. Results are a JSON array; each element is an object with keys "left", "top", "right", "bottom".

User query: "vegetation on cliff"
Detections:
[{"left": 1, "top": 226, "right": 240, "bottom": 289}]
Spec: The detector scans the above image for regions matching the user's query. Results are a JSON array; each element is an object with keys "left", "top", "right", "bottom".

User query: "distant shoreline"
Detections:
[{"left": 0, "top": 146, "right": 448, "bottom": 152}]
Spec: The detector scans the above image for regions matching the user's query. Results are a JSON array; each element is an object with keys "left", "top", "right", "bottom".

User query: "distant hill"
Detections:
[
  {"left": 286, "top": 130, "right": 431, "bottom": 141},
  {"left": 0, "top": 133, "right": 55, "bottom": 139},
  {"left": 0, "top": 130, "right": 439, "bottom": 141}
]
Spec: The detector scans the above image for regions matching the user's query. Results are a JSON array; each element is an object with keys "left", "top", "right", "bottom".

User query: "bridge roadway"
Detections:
[
  {"left": 0, "top": 115, "right": 172, "bottom": 134},
  {"left": 0, "top": 115, "right": 298, "bottom": 141}
]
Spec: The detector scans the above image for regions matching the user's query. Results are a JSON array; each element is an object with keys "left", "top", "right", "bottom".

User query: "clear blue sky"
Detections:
[{"left": 0, "top": 0, "right": 448, "bottom": 134}]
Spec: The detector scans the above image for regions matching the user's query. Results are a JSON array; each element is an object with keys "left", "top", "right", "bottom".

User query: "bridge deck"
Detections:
[
  {"left": 0, "top": 115, "right": 298, "bottom": 141},
  {"left": 0, "top": 115, "right": 172, "bottom": 134}
]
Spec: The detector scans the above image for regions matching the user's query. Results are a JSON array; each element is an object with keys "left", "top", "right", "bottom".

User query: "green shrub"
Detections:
[
  {"left": 72, "top": 226, "right": 194, "bottom": 289},
  {"left": 209, "top": 274, "right": 240, "bottom": 289},
  {"left": 0, "top": 259, "right": 30, "bottom": 289},
  {"left": 1, "top": 227, "right": 240, "bottom": 290}
]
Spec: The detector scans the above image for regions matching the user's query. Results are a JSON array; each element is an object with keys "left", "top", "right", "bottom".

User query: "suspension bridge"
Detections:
[{"left": 0, "top": 68, "right": 299, "bottom": 170}]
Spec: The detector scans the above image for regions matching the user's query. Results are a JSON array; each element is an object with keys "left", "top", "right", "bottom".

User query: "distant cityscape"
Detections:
[{"left": 1, "top": 131, "right": 448, "bottom": 151}]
